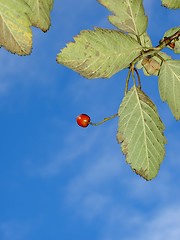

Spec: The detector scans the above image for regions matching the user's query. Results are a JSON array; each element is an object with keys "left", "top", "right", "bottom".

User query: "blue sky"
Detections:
[{"left": 0, "top": 1, "right": 180, "bottom": 239}]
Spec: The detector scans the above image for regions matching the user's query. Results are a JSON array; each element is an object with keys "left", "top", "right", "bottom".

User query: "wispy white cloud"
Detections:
[
  {"left": 65, "top": 147, "right": 121, "bottom": 219},
  {"left": 0, "top": 220, "right": 31, "bottom": 240},
  {"left": 24, "top": 124, "right": 103, "bottom": 177},
  {"left": 64, "top": 141, "right": 174, "bottom": 217},
  {"left": 62, "top": 123, "right": 180, "bottom": 239},
  {"left": 134, "top": 206, "right": 180, "bottom": 240},
  {"left": 65, "top": 155, "right": 180, "bottom": 240},
  {"left": 100, "top": 204, "right": 180, "bottom": 240}
]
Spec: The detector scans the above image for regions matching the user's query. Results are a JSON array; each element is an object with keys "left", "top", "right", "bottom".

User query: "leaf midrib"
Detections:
[
  {"left": 127, "top": 0, "right": 138, "bottom": 35},
  {"left": 135, "top": 87, "right": 149, "bottom": 170}
]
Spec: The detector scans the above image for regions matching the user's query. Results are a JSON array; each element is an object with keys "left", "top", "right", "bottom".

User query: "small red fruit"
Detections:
[{"left": 76, "top": 114, "right": 91, "bottom": 128}]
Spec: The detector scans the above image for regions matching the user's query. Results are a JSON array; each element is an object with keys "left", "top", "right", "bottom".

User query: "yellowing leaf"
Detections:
[
  {"left": 0, "top": 0, "right": 32, "bottom": 55},
  {"left": 25, "top": 0, "right": 54, "bottom": 32},
  {"left": 158, "top": 60, "right": 180, "bottom": 119},
  {"left": 57, "top": 28, "right": 142, "bottom": 79},
  {"left": 0, "top": 0, "right": 53, "bottom": 55},
  {"left": 161, "top": 0, "right": 180, "bottom": 9},
  {"left": 117, "top": 85, "right": 166, "bottom": 180},
  {"left": 98, "top": 0, "right": 148, "bottom": 36}
]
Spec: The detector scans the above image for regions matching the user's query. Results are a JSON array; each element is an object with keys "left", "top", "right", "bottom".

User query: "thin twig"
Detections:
[
  {"left": 131, "top": 30, "right": 180, "bottom": 67},
  {"left": 131, "top": 66, "right": 136, "bottom": 85},
  {"left": 134, "top": 67, "right": 141, "bottom": 89},
  {"left": 89, "top": 113, "right": 118, "bottom": 126},
  {"left": 125, "top": 68, "right": 132, "bottom": 95}
]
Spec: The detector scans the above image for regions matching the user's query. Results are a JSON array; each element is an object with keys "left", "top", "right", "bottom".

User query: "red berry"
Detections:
[{"left": 76, "top": 114, "right": 91, "bottom": 128}]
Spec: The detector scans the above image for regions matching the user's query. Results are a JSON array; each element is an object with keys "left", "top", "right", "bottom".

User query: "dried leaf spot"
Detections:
[
  {"left": 122, "top": 140, "right": 128, "bottom": 156},
  {"left": 85, "top": 42, "right": 91, "bottom": 49},
  {"left": 57, "top": 28, "right": 142, "bottom": 79},
  {"left": 96, "top": 51, "right": 100, "bottom": 56}
]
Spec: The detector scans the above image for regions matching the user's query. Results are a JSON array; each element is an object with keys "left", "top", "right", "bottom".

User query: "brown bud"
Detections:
[{"left": 142, "top": 57, "right": 161, "bottom": 75}]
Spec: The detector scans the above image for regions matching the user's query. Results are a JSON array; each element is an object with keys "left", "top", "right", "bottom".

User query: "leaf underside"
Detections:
[
  {"left": 139, "top": 32, "right": 152, "bottom": 48},
  {"left": 0, "top": 0, "right": 53, "bottom": 55},
  {"left": 117, "top": 85, "right": 166, "bottom": 180},
  {"left": 98, "top": 0, "right": 148, "bottom": 36},
  {"left": 161, "top": 0, "right": 180, "bottom": 9},
  {"left": 57, "top": 28, "right": 142, "bottom": 79},
  {"left": 158, "top": 60, "right": 180, "bottom": 120}
]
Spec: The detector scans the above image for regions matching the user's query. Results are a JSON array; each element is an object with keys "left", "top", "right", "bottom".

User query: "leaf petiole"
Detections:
[
  {"left": 125, "top": 66, "right": 141, "bottom": 95},
  {"left": 125, "top": 68, "right": 132, "bottom": 95}
]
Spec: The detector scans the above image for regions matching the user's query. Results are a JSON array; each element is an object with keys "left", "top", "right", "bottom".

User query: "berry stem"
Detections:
[{"left": 89, "top": 113, "right": 118, "bottom": 126}]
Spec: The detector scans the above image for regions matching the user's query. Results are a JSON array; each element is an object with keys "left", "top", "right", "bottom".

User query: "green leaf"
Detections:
[
  {"left": 161, "top": 0, "right": 180, "bottom": 9},
  {"left": 0, "top": 0, "right": 53, "bottom": 55},
  {"left": 158, "top": 60, "right": 180, "bottom": 120},
  {"left": 98, "top": 0, "right": 148, "bottom": 36},
  {"left": 0, "top": 0, "right": 32, "bottom": 55},
  {"left": 163, "top": 27, "right": 180, "bottom": 54},
  {"left": 129, "top": 31, "right": 152, "bottom": 48},
  {"left": 57, "top": 28, "right": 142, "bottom": 79},
  {"left": 117, "top": 85, "right": 166, "bottom": 180},
  {"left": 139, "top": 32, "right": 152, "bottom": 48},
  {"left": 25, "top": 0, "right": 54, "bottom": 32}
]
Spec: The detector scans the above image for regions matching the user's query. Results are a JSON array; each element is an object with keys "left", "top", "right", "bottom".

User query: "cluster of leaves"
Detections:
[
  {"left": 0, "top": 0, "right": 179, "bottom": 181},
  {"left": 56, "top": 0, "right": 180, "bottom": 180},
  {"left": 0, "top": 0, "right": 54, "bottom": 55}
]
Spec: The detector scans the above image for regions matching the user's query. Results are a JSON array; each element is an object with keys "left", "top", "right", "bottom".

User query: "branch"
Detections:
[
  {"left": 159, "top": 30, "right": 180, "bottom": 48},
  {"left": 132, "top": 30, "right": 180, "bottom": 67}
]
